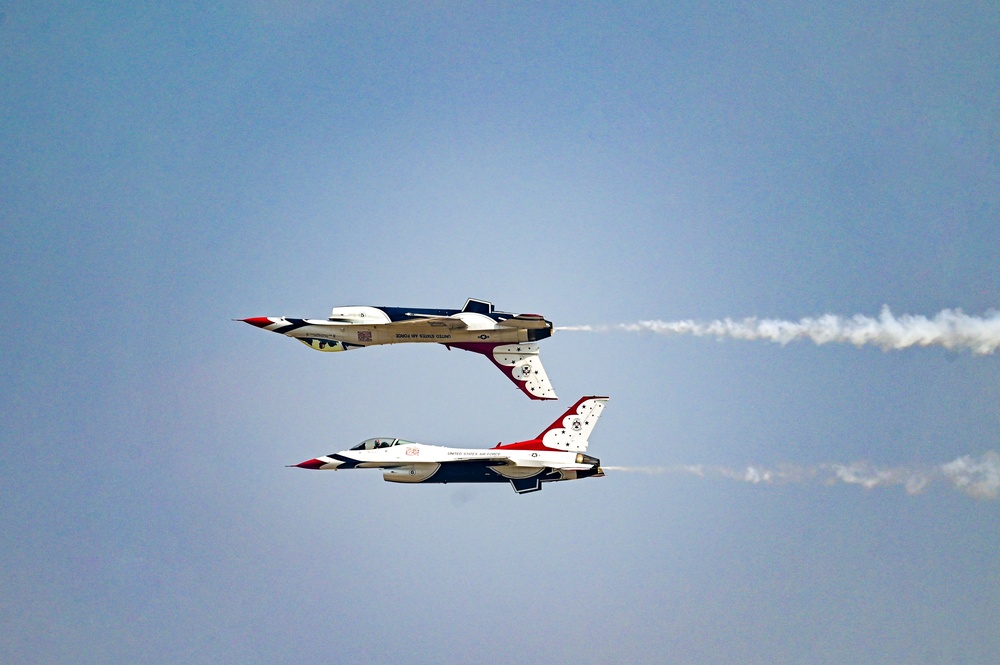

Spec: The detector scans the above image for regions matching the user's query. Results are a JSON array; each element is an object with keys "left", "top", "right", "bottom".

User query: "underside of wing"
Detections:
[
  {"left": 491, "top": 457, "right": 549, "bottom": 468},
  {"left": 488, "top": 456, "right": 590, "bottom": 472},
  {"left": 446, "top": 457, "right": 549, "bottom": 473},
  {"left": 386, "top": 317, "right": 468, "bottom": 329}
]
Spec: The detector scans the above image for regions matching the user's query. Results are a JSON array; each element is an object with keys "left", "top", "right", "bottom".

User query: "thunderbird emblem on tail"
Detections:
[
  {"left": 239, "top": 298, "right": 557, "bottom": 400},
  {"left": 291, "top": 396, "right": 608, "bottom": 494}
]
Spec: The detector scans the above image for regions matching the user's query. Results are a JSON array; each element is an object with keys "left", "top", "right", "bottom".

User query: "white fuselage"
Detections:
[
  {"left": 306, "top": 441, "right": 601, "bottom": 489},
  {"left": 275, "top": 317, "right": 531, "bottom": 350},
  {"left": 316, "top": 442, "right": 591, "bottom": 471}
]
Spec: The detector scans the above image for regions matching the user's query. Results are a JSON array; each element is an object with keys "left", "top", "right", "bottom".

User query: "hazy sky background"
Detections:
[{"left": 2, "top": 2, "right": 998, "bottom": 663}]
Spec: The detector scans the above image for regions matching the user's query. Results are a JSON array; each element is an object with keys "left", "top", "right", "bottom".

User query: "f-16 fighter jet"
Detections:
[
  {"left": 291, "top": 396, "right": 608, "bottom": 494},
  {"left": 239, "top": 298, "right": 557, "bottom": 400}
]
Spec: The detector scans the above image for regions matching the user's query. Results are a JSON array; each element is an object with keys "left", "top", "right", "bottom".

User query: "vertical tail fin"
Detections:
[
  {"left": 536, "top": 396, "right": 609, "bottom": 452},
  {"left": 446, "top": 342, "right": 557, "bottom": 400}
]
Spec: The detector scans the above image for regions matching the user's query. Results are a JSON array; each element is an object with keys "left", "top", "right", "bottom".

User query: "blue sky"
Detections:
[{"left": 2, "top": 3, "right": 998, "bottom": 663}]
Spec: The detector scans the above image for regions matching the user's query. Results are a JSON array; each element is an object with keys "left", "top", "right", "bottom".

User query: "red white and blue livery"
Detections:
[
  {"left": 292, "top": 396, "right": 609, "bottom": 494},
  {"left": 239, "top": 298, "right": 557, "bottom": 400}
]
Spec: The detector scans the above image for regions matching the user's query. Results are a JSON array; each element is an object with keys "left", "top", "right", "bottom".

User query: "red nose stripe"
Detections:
[
  {"left": 241, "top": 317, "right": 273, "bottom": 328},
  {"left": 294, "top": 458, "right": 326, "bottom": 469}
]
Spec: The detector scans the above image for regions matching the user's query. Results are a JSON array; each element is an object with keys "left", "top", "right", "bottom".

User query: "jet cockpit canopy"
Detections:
[{"left": 349, "top": 438, "right": 415, "bottom": 451}]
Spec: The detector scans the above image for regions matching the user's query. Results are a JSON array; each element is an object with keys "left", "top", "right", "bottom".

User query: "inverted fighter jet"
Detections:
[
  {"left": 291, "top": 396, "right": 608, "bottom": 494},
  {"left": 239, "top": 298, "right": 557, "bottom": 400}
]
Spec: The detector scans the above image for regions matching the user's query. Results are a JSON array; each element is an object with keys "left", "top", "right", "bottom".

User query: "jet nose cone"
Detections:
[
  {"left": 240, "top": 317, "right": 273, "bottom": 329},
  {"left": 291, "top": 458, "right": 326, "bottom": 469}
]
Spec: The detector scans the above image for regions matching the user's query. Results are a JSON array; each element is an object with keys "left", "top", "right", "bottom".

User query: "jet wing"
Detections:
[
  {"left": 445, "top": 457, "right": 557, "bottom": 470},
  {"left": 493, "top": 458, "right": 592, "bottom": 471},
  {"left": 387, "top": 317, "right": 468, "bottom": 330},
  {"left": 446, "top": 457, "right": 515, "bottom": 466}
]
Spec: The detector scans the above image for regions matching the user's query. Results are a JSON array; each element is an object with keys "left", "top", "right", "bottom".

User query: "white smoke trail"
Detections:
[
  {"left": 603, "top": 451, "right": 1000, "bottom": 499},
  {"left": 558, "top": 307, "right": 1000, "bottom": 354}
]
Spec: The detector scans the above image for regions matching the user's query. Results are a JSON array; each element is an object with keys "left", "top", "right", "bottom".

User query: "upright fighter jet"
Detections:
[
  {"left": 291, "top": 396, "right": 608, "bottom": 494},
  {"left": 239, "top": 298, "right": 557, "bottom": 400}
]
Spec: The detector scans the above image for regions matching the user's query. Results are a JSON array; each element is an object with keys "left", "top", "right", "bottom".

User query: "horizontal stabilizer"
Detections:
[
  {"left": 509, "top": 476, "right": 543, "bottom": 494},
  {"left": 462, "top": 298, "right": 494, "bottom": 314}
]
